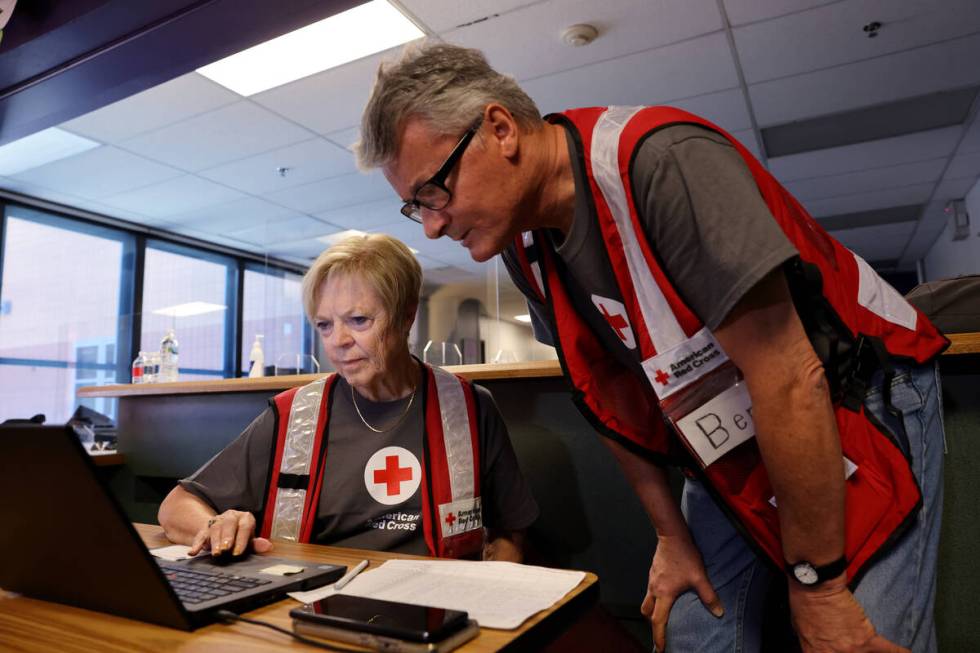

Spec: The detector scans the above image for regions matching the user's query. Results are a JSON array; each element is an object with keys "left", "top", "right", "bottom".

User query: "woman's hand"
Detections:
[
  {"left": 641, "top": 532, "right": 723, "bottom": 652},
  {"left": 187, "top": 509, "right": 274, "bottom": 557}
]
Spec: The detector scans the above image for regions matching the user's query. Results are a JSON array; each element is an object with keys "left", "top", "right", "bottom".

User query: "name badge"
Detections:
[
  {"left": 675, "top": 382, "right": 755, "bottom": 468},
  {"left": 438, "top": 497, "right": 482, "bottom": 537}
]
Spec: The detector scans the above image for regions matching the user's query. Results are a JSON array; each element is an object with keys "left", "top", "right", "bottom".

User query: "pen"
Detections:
[{"left": 334, "top": 559, "right": 369, "bottom": 590}]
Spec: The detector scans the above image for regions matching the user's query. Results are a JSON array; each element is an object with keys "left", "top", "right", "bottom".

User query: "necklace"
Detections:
[{"left": 351, "top": 383, "right": 417, "bottom": 433}]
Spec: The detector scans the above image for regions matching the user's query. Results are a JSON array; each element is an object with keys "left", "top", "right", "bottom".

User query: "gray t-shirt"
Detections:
[
  {"left": 180, "top": 372, "right": 538, "bottom": 556},
  {"left": 504, "top": 122, "right": 798, "bottom": 376}
]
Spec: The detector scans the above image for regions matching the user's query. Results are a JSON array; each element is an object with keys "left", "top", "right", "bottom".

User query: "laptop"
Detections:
[{"left": 0, "top": 424, "right": 345, "bottom": 630}]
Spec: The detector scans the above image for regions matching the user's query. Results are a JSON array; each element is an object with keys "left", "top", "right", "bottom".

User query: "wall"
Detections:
[{"left": 923, "top": 178, "right": 980, "bottom": 280}]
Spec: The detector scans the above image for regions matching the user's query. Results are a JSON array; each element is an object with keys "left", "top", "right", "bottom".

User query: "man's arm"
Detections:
[
  {"left": 602, "top": 438, "right": 722, "bottom": 651},
  {"left": 713, "top": 269, "right": 905, "bottom": 653}
]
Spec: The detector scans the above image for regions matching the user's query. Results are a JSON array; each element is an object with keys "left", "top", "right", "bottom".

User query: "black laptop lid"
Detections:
[{"left": 0, "top": 425, "right": 191, "bottom": 630}]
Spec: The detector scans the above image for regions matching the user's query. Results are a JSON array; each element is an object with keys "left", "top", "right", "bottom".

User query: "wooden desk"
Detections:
[{"left": 0, "top": 524, "right": 598, "bottom": 652}]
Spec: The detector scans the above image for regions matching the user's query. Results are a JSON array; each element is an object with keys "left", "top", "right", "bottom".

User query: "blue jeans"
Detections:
[{"left": 665, "top": 362, "right": 945, "bottom": 653}]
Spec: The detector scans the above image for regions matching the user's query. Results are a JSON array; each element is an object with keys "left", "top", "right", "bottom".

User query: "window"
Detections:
[
  {"left": 241, "top": 265, "right": 313, "bottom": 375},
  {"left": 0, "top": 206, "right": 134, "bottom": 423},
  {"left": 140, "top": 241, "right": 237, "bottom": 379}
]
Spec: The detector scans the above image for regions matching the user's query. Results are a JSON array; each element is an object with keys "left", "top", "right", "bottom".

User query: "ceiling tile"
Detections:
[
  {"left": 265, "top": 169, "right": 392, "bottom": 213},
  {"left": 960, "top": 116, "right": 980, "bottom": 154},
  {"left": 199, "top": 138, "right": 356, "bottom": 194},
  {"left": 784, "top": 158, "right": 946, "bottom": 201},
  {"left": 261, "top": 236, "right": 334, "bottom": 260},
  {"left": 120, "top": 101, "right": 312, "bottom": 172},
  {"left": 443, "top": 0, "right": 723, "bottom": 84},
  {"left": 722, "top": 0, "right": 836, "bottom": 26},
  {"left": 803, "top": 182, "right": 935, "bottom": 218},
  {"left": 61, "top": 73, "right": 240, "bottom": 143},
  {"left": 768, "top": 127, "right": 961, "bottom": 182},
  {"left": 251, "top": 50, "right": 396, "bottom": 137},
  {"left": 670, "top": 88, "right": 753, "bottom": 133},
  {"left": 10, "top": 146, "right": 182, "bottom": 200},
  {"left": 521, "top": 32, "right": 739, "bottom": 115},
  {"left": 900, "top": 201, "right": 951, "bottom": 264},
  {"left": 0, "top": 178, "right": 88, "bottom": 212},
  {"left": 828, "top": 221, "right": 916, "bottom": 262},
  {"left": 400, "top": 0, "right": 535, "bottom": 33},
  {"left": 369, "top": 220, "right": 453, "bottom": 259},
  {"left": 730, "top": 129, "right": 763, "bottom": 160},
  {"left": 944, "top": 151, "right": 980, "bottom": 181},
  {"left": 325, "top": 126, "right": 360, "bottom": 151},
  {"left": 100, "top": 176, "right": 244, "bottom": 219},
  {"left": 314, "top": 198, "right": 404, "bottom": 230},
  {"left": 749, "top": 33, "right": 980, "bottom": 125},
  {"left": 734, "top": 0, "right": 980, "bottom": 84},
  {"left": 166, "top": 196, "right": 303, "bottom": 230},
  {"left": 933, "top": 177, "right": 978, "bottom": 202},
  {"left": 227, "top": 215, "right": 340, "bottom": 246}
]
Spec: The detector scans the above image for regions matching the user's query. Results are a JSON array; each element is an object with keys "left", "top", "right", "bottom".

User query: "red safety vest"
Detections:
[
  {"left": 258, "top": 363, "right": 484, "bottom": 559},
  {"left": 510, "top": 106, "right": 948, "bottom": 584}
]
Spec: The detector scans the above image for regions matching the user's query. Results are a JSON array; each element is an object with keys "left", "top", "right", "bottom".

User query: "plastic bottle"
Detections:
[
  {"left": 160, "top": 328, "right": 179, "bottom": 383},
  {"left": 144, "top": 351, "right": 160, "bottom": 383},
  {"left": 248, "top": 334, "right": 265, "bottom": 378},
  {"left": 131, "top": 352, "right": 145, "bottom": 384}
]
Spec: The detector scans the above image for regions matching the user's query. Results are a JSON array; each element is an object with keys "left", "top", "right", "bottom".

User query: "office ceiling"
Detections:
[{"left": 1, "top": 0, "right": 979, "bottom": 282}]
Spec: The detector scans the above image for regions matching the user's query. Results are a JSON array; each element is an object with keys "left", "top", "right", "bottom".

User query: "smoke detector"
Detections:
[{"left": 562, "top": 24, "right": 598, "bottom": 47}]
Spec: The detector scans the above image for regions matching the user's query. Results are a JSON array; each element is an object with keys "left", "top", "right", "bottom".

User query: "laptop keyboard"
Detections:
[{"left": 161, "top": 565, "right": 272, "bottom": 605}]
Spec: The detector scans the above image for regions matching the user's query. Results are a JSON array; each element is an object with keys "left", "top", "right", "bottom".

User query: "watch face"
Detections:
[{"left": 794, "top": 563, "right": 819, "bottom": 585}]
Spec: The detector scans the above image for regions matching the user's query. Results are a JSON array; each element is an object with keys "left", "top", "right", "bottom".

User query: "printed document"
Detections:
[{"left": 289, "top": 559, "right": 585, "bottom": 629}]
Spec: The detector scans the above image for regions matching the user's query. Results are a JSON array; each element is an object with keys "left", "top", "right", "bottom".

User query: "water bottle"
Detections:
[
  {"left": 160, "top": 328, "right": 179, "bottom": 383},
  {"left": 248, "top": 334, "right": 265, "bottom": 378},
  {"left": 131, "top": 352, "right": 145, "bottom": 384},
  {"left": 144, "top": 351, "right": 160, "bottom": 384}
]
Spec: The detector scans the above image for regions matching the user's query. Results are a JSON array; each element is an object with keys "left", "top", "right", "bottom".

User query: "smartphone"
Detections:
[{"left": 290, "top": 595, "right": 469, "bottom": 643}]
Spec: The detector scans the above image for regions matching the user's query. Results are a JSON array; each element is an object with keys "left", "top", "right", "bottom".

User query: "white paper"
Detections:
[
  {"left": 289, "top": 559, "right": 585, "bottom": 630},
  {"left": 149, "top": 544, "right": 196, "bottom": 561}
]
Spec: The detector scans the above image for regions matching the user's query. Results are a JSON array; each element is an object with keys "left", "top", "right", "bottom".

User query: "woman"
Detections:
[{"left": 158, "top": 234, "right": 538, "bottom": 561}]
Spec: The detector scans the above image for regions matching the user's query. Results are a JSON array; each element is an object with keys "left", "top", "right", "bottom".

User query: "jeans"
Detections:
[{"left": 665, "top": 362, "right": 945, "bottom": 653}]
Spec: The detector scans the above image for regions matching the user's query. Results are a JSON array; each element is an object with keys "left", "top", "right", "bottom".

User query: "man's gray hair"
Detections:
[{"left": 355, "top": 41, "right": 542, "bottom": 170}]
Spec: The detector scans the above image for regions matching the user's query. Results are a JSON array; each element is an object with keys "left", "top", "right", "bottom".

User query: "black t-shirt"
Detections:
[
  {"left": 180, "top": 373, "right": 538, "bottom": 556},
  {"left": 504, "top": 122, "right": 798, "bottom": 377}
]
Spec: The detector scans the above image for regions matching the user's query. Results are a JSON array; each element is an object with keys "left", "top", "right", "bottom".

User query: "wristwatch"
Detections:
[{"left": 785, "top": 556, "right": 847, "bottom": 586}]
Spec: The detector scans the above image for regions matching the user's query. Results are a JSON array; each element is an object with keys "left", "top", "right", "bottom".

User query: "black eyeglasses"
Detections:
[{"left": 400, "top": 121, "right": 481, "bottom": 223}]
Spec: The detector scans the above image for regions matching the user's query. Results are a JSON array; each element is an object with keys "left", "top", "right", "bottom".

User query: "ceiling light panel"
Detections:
[
  {"left": 197, "top": 1, "right": 423, "bottom": 96},
  {"left": 0, "top": 128, "right": 100, "bottom": 176}
]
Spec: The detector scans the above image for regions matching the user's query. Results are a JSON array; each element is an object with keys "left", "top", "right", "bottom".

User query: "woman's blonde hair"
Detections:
[{"left": 302, "top": 233, "right": 422, "bottom": 339}]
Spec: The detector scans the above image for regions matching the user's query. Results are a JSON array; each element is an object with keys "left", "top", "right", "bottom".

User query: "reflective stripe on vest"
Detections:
[
  {"left": 588, "top": 105, "right": 730, "bottom": 401},
  {"left": 270, "top": 376, "right": 327, "bottom": 541}
]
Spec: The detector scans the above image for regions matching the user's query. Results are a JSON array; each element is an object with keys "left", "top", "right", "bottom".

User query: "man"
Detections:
[{"left": 356, "top": 42, "right": 946, "bottom": 653}]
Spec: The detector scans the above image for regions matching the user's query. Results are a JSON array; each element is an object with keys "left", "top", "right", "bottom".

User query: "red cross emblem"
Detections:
[
  {"left": 590, "top": 295, "right": 636, "bottom": 349},
  {"left": 445, "top": 512, "right": 457, "bottom": 526},
  {"left": 654, "top": 369, "right": 670, "bottom": 385},
  {"left": 373, "top": 455, "right": 413, "bottom": 496}
]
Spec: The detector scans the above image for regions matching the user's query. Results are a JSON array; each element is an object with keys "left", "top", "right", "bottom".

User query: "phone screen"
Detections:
[{"left": 294, "top": 595, "right": 469, "bottom": 642}]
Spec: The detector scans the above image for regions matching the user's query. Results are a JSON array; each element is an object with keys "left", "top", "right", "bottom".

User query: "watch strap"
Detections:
[{"left": 785, "top": 556, "right": 848, "bottom": 586}]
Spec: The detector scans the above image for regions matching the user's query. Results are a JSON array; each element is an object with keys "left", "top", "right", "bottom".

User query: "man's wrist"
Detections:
[{"left": 785, "top": 556, "right": 848, "bottom": 588}]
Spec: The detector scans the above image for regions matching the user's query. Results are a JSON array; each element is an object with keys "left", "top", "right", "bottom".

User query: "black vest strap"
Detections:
[{"left": 276, "top": 473, "right": 309, "bottom": 490}]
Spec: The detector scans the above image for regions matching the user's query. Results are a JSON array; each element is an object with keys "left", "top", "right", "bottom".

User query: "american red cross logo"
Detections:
[
  {"left": 445, "top": 512, "right": 457, "bottom": 526},
  {"left": 373, "top": 455, "right": 413, "bottom": 496},
  {"left": 598, "top": 303, "right": 629, "bottom": 342},
  {"left": 654, "top": 369, "right": 670, "bottom": 385},
  {"left": 590, "top": 294, "right": 636, "bottom": 349}
]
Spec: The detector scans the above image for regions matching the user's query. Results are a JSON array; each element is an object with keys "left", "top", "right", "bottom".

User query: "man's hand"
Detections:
[
  {"left": 641, "top": 532, "right": 723, "bottom": 651},
  {"left": 789, "top": 576, "right": 908, "bottom": 653},
  {"left": 187, "top": 509, "right": 274, "bottom": 557}
]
